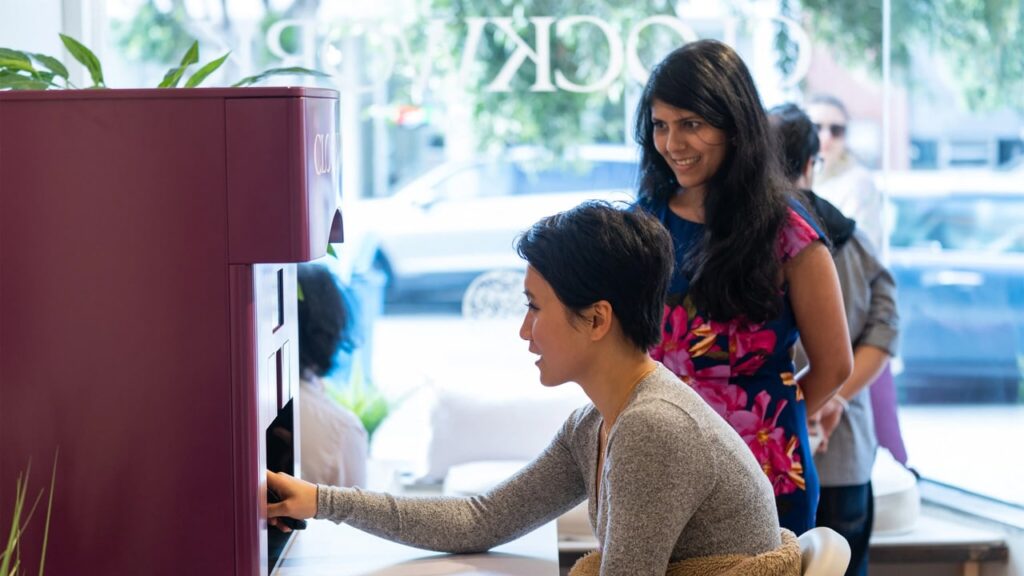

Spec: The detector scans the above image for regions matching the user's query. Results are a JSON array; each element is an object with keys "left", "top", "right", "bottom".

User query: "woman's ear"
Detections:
[
  {"left": 799, "top": 157, "right": 815, "bottom": 188},
  {"left": 589, "top": 301, "right": 614, "bottom": 341}
]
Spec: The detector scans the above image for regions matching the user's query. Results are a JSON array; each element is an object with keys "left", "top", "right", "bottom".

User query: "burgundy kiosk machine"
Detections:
[{"left": 0, "top": 87, "right": 342, "bottom": 574}]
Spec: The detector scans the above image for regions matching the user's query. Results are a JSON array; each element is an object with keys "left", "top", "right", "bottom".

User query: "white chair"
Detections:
[{"left": 798, "top": 527, "right": 851, "bottom": 576}]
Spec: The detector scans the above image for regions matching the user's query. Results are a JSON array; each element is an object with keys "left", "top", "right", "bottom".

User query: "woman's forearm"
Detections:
[
  {"left": 799, "top": 363, "right": 850, "bottom": 415},
  {"left": 837, "top": 345, "right": 889, "bottom": 401},
  {"left": 787, "top": 241, "right": 853, "bottom": 415}
]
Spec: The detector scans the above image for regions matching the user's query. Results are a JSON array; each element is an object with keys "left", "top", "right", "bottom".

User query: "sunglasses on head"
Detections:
[{"left": 814, "top": 123, "right": 847, "bottom": 138}]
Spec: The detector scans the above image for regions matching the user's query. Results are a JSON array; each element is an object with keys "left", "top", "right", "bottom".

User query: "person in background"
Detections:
[
  {"left": 808, "top": 94, "right": 911, "bottom": 467},
  {"left": 296, "top": 263, "right": 368, "bottom": 487},
  {"left": 769, "top": 103, "right": 900, "bottom": 576},
  {"left": 807, "top": 94, "right": 885, "bottom": 252},
  {"left": 633, "top": 40, "right": 853, "bottom": 534},
  {"left": 270, "top": 202, "right": 799, "bottom": 576}
]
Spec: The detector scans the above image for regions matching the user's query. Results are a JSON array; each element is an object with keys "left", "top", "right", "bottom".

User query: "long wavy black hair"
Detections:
[{"left": 634, "top": 39, "right": 790, "bottom": 324}]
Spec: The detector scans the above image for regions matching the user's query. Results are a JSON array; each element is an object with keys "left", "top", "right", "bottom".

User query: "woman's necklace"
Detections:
[
  {"left": 598, "top": 362, "right": 659, "bottom": 524},
  {"left": 602, "top": 363, "right": 658, "bottom": 435},
  {"left": 596, "top": 363, "right": 659, "bottom": 505}
]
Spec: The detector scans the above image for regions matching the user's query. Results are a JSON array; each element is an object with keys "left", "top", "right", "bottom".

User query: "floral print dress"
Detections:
[{"left": 640, "top": 199, "right": 824, "bottom": 533}]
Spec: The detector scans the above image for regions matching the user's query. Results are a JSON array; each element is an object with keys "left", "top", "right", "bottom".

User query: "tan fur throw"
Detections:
[{"left": 569, "top": 529, "right": 801, "bottom": 576}]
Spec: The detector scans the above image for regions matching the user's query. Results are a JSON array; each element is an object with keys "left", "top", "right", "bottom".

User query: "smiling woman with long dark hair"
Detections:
[{"left": 633, "top": 39, "right": 853, "bottom": 534}]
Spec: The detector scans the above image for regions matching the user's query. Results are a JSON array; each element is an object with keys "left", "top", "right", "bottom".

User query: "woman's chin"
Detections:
[{"left": 537, "top": 373, "right": 566, "bottom": 388}]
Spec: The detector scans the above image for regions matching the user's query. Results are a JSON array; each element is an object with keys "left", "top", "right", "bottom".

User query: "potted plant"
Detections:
[
  {"left": 328, "top": 355, "right": 392, "bottom": 439},
  {"left": 0, "top": 34, "right": 326, "bottom": 90}
]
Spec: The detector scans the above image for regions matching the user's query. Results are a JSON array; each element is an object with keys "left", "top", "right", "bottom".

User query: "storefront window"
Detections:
[
  {"left": 884, "top": 0, "right": 1024, "bottom": 506},
  {"left": 94, "top": 0, "right": 1022, "bottom": 505}
]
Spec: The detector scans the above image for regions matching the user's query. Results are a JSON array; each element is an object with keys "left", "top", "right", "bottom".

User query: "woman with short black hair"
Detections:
[{"left": 268, "top": 201, "right": 797, "bottom": 575}]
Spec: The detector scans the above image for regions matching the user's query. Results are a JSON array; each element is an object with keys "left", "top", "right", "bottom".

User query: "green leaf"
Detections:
[
  {"left": 184, "top": 52, "right": 230, "bottom": 88},
  {"left": 0, "top": 452, "right": 58, "bottom": 575},
  {"left": 178, "top": 41, "right": 200, "bottom": 67},
  {"left": 0, "top": 47, "right": 32, "bottom": 67},
  {"left": 0, "top": 75, "right": 50, "bottom": 90},
  {"left": 158, "top": 41, "right": 200, "bottom": 88},
  {"left": 59, "top": 34, "right": 104, "bottom": 87},
  {"left": 0, "top": 61, "right": 35, "bottom": 75},
  {"left": 296, "top": 281, "right": 305, "bottom": 302},
  {"left": 157, "top": 66, "right": 185, "bottom": 88},
  {"left": 31, "top": 70, "right": 55, "bottom": 84},
  {"left": 0, "top": 48, "right": 30, "bottom": 62},
  {"left": 326, "top": 356, "right": 394, "bottom": 438},
  {"left": 326, "top": 244, "right": 337, "bottom": 258},
  {"left": 38, "top": 449, "right": 59, "bottom": 576},
  {"left": 0, "top": 54, "right": 36, "bottom": 74},
  {"left": 1, "top": 468, "right": 28, "bottom": 576},
  {"left": 30, "top": 52, "right": 69, "bottom": 82},
  {"left": 231, "top": 66, "right": 330, "bottom": 88}
]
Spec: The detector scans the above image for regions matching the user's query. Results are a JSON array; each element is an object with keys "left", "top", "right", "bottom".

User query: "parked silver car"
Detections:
[
  {"left": 343, "top": 145, "right": 638, "bottom": 306},
  {"left": 344, "top": 151, "right": 1024, "bottom": 404}
]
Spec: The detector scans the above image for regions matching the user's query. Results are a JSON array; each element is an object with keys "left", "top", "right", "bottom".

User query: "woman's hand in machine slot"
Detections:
[{"left": 266, "top": 470, "right": 317, "bottom": 532}]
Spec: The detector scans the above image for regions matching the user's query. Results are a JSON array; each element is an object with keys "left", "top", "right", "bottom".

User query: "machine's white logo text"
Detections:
[{"left": 313, "top": 132, "right": 339, "bottom": 176}]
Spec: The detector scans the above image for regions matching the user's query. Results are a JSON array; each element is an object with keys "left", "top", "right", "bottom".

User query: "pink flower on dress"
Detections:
[
  {"left": 661, "top": 349, "right": 694, "bottom": 381},
  {"left": 688, "top": 323, "right": 718, "bottom": 358},
  {"left": 654, "top": 303, "right": 734, "bottom": 385},
  {"left": 730, "top": 326, "right": 777, "bottom": 376},
  {"left": 652, "top": 305, "right": 698, "bottom": 376},
  {"left": 692, "top": 381, "right": 749, "bottom": 420},
  {"left": 733, "top": 324, "right": 775, "bottom": 357},
  {"left": 778, "top": 208, "right": 820, "bottom": 261},
  {"left": 651, "top": 305, "right": 685, "bottom": 360},
  {"left": 728, "top": 390, "right": 804, "bottom": 495}
]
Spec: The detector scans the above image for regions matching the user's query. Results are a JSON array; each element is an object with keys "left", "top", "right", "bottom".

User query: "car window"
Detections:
[
  {"left": 890, "top": 195, "right": 1024, "bottom": 253},
  {"left": 433, "top": 160, "right": 511, "bottom": 201},
  {"left": 510, "top": 160, "right": 638, "bottom": 195}
]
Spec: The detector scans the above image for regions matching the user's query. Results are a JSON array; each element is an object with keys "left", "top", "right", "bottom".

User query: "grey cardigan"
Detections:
[
  {"left": 316, "top": 364, "right": 781, "bottom": 575},
  {"left": 814, "top": 228, "right": 900, "bottom": 485}
]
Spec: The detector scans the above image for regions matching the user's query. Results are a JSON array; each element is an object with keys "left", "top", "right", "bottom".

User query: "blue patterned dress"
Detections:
[{"left": 638, "top": 198, "right": 825, "bottom": 533}]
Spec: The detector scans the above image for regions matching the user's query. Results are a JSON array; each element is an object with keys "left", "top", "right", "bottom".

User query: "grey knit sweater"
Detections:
[{"left": 316, "top": 364, "right": 781, "bottom": 575}]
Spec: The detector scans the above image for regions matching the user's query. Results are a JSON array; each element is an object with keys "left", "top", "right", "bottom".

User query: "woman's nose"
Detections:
[
  {"left": 665, "top": 128, "right": 686, "bottom": 153},
  {"left": 519, "top": 315, "right": 530, "bottom": 341}
]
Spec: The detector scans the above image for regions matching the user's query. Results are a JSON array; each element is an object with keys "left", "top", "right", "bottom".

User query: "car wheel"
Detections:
[{"left": 461, "top": 269, "right": 526, "bottom": 319}]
